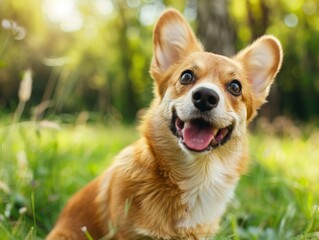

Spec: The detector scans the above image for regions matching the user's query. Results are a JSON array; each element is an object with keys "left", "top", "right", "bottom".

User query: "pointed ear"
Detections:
[
  {"left": 235, "top": 35, "right": 283, "bottom": 109},
  {"left": 151, "top": 9, "right": 203, "bottom": 76}
]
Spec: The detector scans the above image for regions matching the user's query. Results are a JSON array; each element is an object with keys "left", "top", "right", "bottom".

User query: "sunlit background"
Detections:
[{"left": 1, "top": 0, "right": 318, "bottom": 122}]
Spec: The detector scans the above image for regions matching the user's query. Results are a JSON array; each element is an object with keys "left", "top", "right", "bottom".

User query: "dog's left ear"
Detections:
[
  {"left": 151, "top": 9, "right": 203, "bottom": 83},
  {"left": 235, "top": 36, "right": 283, "bottom": 113}
]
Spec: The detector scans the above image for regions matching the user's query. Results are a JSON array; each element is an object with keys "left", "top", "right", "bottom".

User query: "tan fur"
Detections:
[{"left": 47, "top": 9, "right": 282, "bottom": 240}]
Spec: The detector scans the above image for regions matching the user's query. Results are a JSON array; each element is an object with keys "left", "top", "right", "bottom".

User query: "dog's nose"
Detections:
[{"left": 192, "top": 87, "right": 219, "bottom": 112}]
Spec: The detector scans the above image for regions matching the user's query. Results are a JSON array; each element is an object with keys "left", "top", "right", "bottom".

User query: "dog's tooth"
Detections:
[
  {"left": 184, "top": 120, "right": 190, "bottom": 127},
  {"left": 181, "top": 121, "right": 189, "bottom": 134},
  {"left": 212, "top": 128, "right": 219, "bottom": 137}
]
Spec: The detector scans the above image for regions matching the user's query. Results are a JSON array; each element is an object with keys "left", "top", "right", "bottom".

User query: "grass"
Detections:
[
  {"left": 0, "top": 119, "right": 318, "bottom": 239},
  {"left": 215, "top": 129, "right": 319, "bottom": 240}
]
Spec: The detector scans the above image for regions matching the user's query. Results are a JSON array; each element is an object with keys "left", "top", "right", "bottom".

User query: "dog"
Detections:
[{"left": 47, "top": 9, "right": 283, "bottom": 240}]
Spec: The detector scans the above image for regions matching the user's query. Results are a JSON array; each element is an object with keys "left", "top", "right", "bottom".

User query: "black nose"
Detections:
[{"left": 192, "top": 87, "right": 219, "bottom": 112}]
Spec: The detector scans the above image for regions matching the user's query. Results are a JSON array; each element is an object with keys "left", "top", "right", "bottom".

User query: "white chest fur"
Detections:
[{"left": 177, "top": 152, "right": 241, "bottom": 229}]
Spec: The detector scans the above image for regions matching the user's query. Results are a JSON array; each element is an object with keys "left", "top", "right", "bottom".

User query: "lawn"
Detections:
[{"left": 0, "top": 119, "right": 318, "bottom": 239}]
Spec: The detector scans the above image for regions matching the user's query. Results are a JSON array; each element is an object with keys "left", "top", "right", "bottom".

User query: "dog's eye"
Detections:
[
  {"left": 180, "top": 70, "right": 195, "bottom": 85},
  {"left": 227, "top": 80, "right": 242, "bottom": 96}
]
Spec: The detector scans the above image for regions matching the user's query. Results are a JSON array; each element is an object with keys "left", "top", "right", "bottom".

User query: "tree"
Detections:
[{"left": 196, "top": 0, "right": 236, "bottom": 56}]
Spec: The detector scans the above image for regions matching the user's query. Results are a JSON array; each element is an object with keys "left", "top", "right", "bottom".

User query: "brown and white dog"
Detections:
[{"left": 47, "top": 9, "right": 283, "bottom": 240}]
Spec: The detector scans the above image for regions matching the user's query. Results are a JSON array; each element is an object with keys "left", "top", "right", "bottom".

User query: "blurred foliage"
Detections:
[{"left": 0, "top": 0, "right": 319, "bottom": 121}]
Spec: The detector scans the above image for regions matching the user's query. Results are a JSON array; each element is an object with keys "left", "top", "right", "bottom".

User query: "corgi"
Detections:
[{"left": 47, "top": 9, "right": 283, "bottom": 240}]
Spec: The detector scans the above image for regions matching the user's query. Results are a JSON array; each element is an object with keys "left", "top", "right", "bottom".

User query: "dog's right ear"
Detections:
[{"left": 151, "top": 9, "right": 203, "bottom": 83}]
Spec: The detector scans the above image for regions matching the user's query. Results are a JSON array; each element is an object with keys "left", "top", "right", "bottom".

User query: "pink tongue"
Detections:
[{"left": 183, "top": 120, "right": 215, "bottom": 151}]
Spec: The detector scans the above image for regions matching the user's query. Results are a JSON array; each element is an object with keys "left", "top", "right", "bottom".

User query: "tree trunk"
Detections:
[{"left": 196, "top": 0, "right": 236, "bottom": 56}]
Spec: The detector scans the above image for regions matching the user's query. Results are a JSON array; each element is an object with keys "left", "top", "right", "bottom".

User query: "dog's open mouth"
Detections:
[{"left": 171, "top": 113, "right": 234, "bottom": 152}]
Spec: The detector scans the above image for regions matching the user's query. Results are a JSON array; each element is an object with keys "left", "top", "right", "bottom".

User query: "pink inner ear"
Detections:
[
  {"left": 246, "top": 45, "right": 277, "bottom": 95},
  {"left": 156, "top": 43, "right": 180, "bottom": 71},
  {"left": 248, "top": 66, "right": 270, "bottom": 93},
  {"left": 155, "top": 23, "right": 189, "bottom": 71}
]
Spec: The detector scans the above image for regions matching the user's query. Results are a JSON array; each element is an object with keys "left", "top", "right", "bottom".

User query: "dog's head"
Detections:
[{"left": 148, "top": 9, "right": 282, "bottom": 155}]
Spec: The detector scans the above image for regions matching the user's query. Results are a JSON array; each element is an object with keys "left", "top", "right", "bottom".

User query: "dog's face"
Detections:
[
  {"left": 167, "top": 53, "right": 249, "bottom": 153},
  {"left": 149, "top": 10, "right": 282, "bottom": 155}
]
